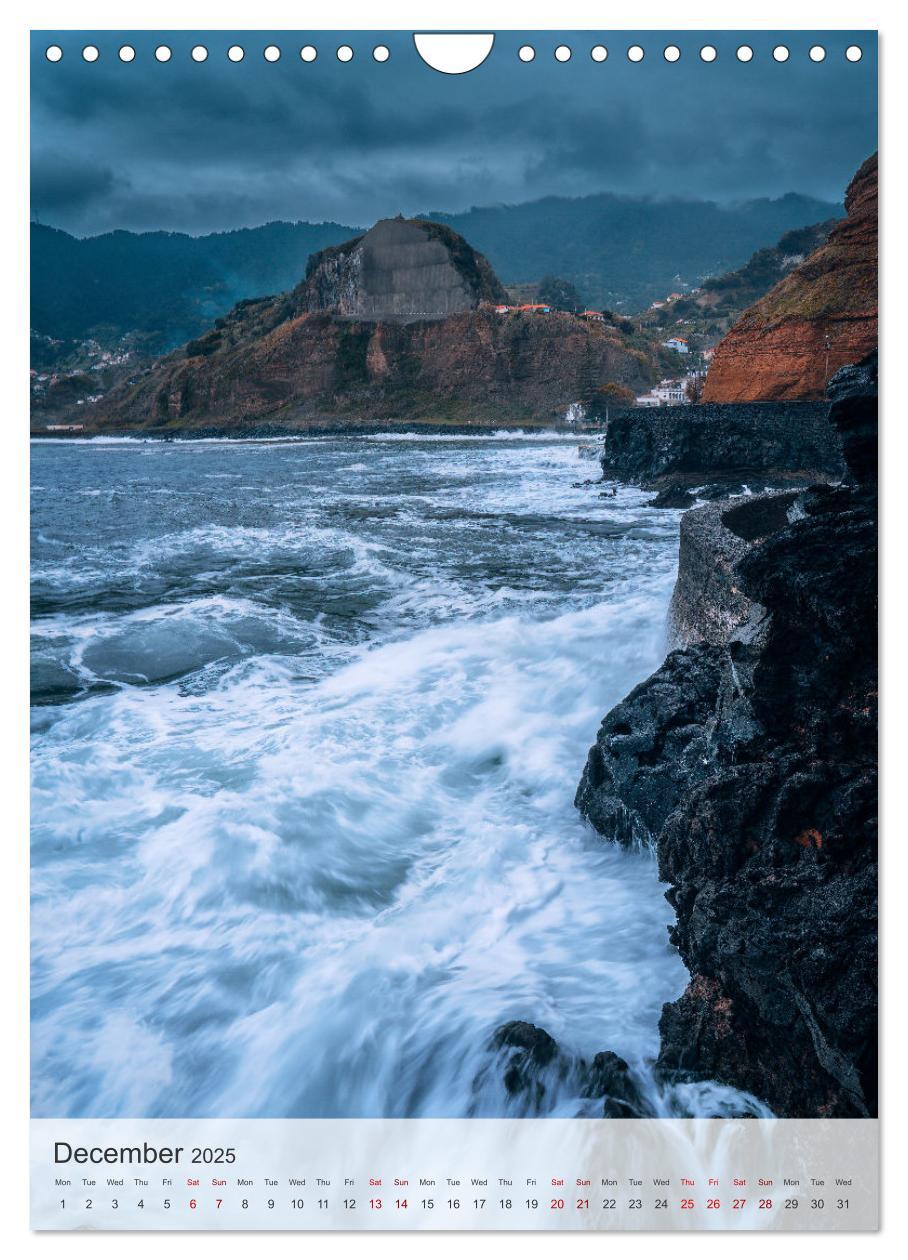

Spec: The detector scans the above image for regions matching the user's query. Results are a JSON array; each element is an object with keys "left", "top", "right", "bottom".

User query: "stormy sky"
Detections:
[{"left": 31, "top": 30, "right": 877, "bottom": 238}]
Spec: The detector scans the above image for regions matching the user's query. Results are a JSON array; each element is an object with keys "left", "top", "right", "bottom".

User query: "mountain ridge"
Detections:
[{"left": 31, "top": 187, "right": 842, "bottom": 352}]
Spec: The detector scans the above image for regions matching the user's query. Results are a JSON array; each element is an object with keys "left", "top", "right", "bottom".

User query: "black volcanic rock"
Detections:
[
  {"left": 826, "top": 349, "right": 878, "bottom": 484},
  {"left": 489, "top": 1021, "right": 561, "bottom": 1108},
  {"left": 666, "top": 491, "right": 802, "bottom": 648},
  {"left": 649, "top": 484, "right": 696, "bottom": 509},
  {"left": 487, "top": 1022, "right": 647, "bottom": 1118},
  {"left": 576, "top": 358, "right": 877, "bottom": 1118},
  {"left": 574, "top": 646, "right": 729, "bottom": 846},
  {"left": 581, "top": 1051, "right": 646, "bottom": 1118}
]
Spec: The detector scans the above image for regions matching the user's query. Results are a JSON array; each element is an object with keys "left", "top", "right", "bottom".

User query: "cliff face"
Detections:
[
  {"left": 702, "top": 154, "right": 877, "bottom": 402},
  {"left": 87, "top": 307, "right": 653, "bottom": 432},
  {"left": 577, "top": 354, "right": 877, "bottom": 1117},
  {"left": 85, "top": 221, "right": 653, "bottom": 429}
]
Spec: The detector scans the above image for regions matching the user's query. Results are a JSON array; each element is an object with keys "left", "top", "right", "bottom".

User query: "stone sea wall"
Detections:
[
  {"left": 600, "top": 401, "right": 843, "bottom": 489},
  {"left": 667, "top": 491, "right": 799, "bottom": 647}
]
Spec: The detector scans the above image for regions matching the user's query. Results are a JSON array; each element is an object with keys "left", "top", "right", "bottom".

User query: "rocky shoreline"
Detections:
[
  {"left": 584, "top": 352, "right": 877, "bottom": 1117},
  {"left": 497, "top": 353, "right": 877, "bottom": 1118}
]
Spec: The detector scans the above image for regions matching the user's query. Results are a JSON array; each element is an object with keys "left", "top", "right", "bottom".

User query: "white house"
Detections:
[
  {"left": 653, "top": 378, "right": 689, "bottom": 404},
  {"left": 663, "top": 336, "right": 690, "bottom": 354},
  {"left": 637, "top": 378, "right": 690, "bottom": 406}
]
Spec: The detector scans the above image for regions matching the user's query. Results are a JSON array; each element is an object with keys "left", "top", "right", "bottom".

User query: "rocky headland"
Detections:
[
  {"left": 703, "top": 154, "right": 877, "bottom": 402},
  {"left": 79, "top": 218, "right": 654, "bottom": 430}
]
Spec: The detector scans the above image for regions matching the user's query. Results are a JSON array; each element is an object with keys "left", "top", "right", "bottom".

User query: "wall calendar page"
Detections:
[{"left": 28, "top": 25, "right": 879, "bottom": 1233}]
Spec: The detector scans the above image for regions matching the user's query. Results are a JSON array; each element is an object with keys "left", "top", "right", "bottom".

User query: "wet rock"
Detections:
[
  {"left": 491, "top": 1021, "right": 561, "bottom": 1104},
  {"left": 581, "top": 1051, "right": 646, "bottom": 1118},
  {"left": 488, "top": 1023, "right": 649, "bottom": 1118},
  {"left": 649, "top": 484, "right": 695, "bottom": 509},
  {"left": 667, "top": 491, "right": 800, "bottom": 647},
  {"left": 826, "top": 349, "right": 877, "bottom": 484},
  {"left": 574, "top": 645, "right": 729, "bottom": 846},
  {"left": 668, "top": 502, "right": 753, "bottom": 646}
]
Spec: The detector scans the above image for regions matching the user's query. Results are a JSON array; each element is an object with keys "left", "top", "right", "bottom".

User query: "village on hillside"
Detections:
[{"left": 471, "top": 285, "right": 718, "bottom": 413}]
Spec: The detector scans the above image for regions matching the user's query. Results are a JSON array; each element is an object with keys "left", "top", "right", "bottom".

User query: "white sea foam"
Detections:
[
  {"left": 30, "top": 435, "right": 764, "bottom": 1119},
  {"left": 364, "top": 428, "right": 582, "bottom": 442}
]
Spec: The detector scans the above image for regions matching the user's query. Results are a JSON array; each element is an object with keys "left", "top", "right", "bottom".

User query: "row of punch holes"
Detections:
[{"left": 45, "top": 42, "right": 864, "bottom": 65}]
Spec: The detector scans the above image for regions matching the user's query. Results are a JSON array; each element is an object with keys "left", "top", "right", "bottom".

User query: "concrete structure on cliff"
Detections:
[{"left": 302, "top": 217, "right": 510, "bottom": 324}]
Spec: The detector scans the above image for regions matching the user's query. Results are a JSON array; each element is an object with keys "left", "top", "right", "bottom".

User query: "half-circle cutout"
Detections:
[{"left": 413, "top": 33, "right": 494, "bottom": 75}]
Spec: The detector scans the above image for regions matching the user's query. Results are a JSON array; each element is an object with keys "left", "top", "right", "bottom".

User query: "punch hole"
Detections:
[
  {"left": 264, "top": 46, "right": 281, "bottom": 63},
  {"left": 846, "top": 45, "right": 863, "bottom": 62},
  {"left": 228, "top": 46, "right": 245, "bottom": 63},
  {"left": 300, "top": 46, "right": 317, "bottom": 63},
  {"left": 663, "top": 46, "right": 681, "bottom": 63},
  {"left": 413, "top": 34, "right": 494, "bottom": 74},
  {"left": 337, "top": 45, "right": 354, "bottom": 62},
  {"left": 554, "top": 45, "right": 571, "bottom": 63},
  {"left": 773, "top": 46, "right": 790, "bottom": 62},
  {"left": 191, "top": 46, "right": 208, "bottom": 62},
  {"left": 518, "top": 45, "right": 535, "bottom": 63},
  {"left": 119, "top": 46, "right": 136, "bottom": 63},
  {"left": 627, "top": 45, "right": 644, "bottom": 63},
  {"left": 590, "top": 46, "right": 607, "bottom": 63},
  {"left": 700, "top": 46, "right": 717, "bottom": 63},
  {"left": 82, "top": 45, "right": 100, "bottom": 62},
  {"left": 736, "top": 45, "right": 754, "bottom": 62},
  {"left": 373, "top": 46, "right": 390, "bottom": 62},
  {"left": 155, "top": 46, "right": 172, "bottom": 63},
  {"left": 45, "top": 45, "right": 63, "bottom": 62},
  {"left": 809, "top": 45, "right": 826, "bottom": 62}
]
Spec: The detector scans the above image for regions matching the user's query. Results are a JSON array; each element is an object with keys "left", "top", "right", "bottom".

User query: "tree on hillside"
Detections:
[
  {"left": 537, "top": 275, "right": 584, "bottom": 312},
  {"left": 597, "top": 381, "right": 636, "bottom": 407},
  {"left": 582, "top": 380, "right": 636, "bottom": 419}
]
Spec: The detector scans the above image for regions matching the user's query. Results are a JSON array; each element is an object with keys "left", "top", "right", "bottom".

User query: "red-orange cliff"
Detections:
[{"left": 703, "top": 153, "right": 877, "bottom": 402}]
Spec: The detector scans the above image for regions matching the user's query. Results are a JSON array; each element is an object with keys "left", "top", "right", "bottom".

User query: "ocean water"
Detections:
[{"left": 31, "top": 434, "right": 767, "bottom": 1119}]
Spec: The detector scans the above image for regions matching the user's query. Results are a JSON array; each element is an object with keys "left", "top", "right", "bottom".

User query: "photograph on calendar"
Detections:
[{"left": 30, "top": 30, "right": 877, "bottom": 1129}]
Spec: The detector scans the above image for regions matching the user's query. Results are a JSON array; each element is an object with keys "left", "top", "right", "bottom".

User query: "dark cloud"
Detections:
[
  {"left": 31, "top": 153, "right": 117, "bottom": 213},
  {"left": 30, "top": 30, "right": 877, "bottom": 236}
]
